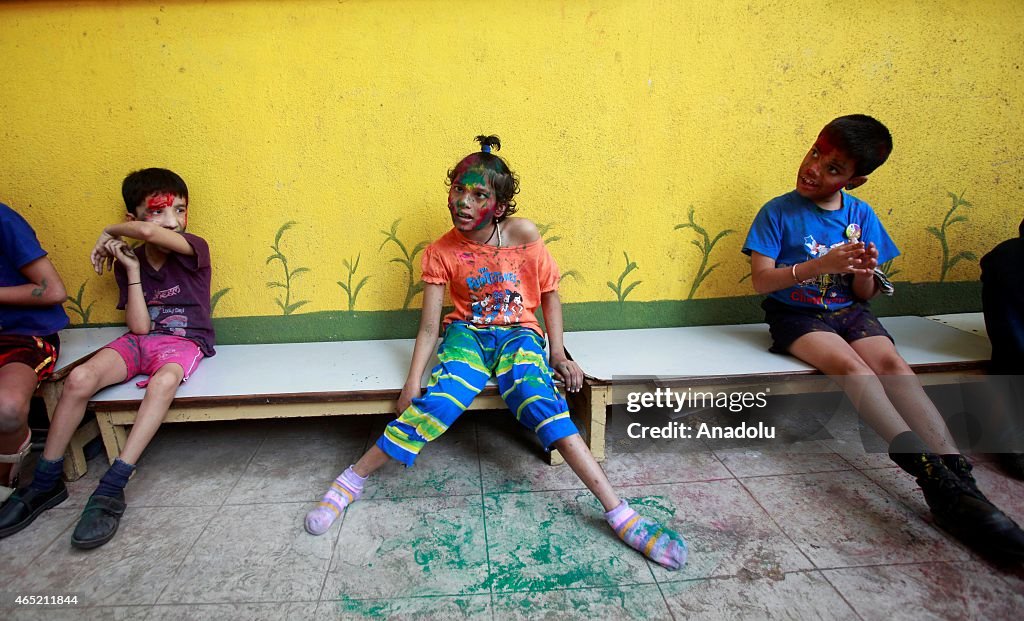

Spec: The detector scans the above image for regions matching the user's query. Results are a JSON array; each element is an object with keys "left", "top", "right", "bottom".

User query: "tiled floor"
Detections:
[{"left": 2, "top": 395, "right": 1023, "bottom": 620}]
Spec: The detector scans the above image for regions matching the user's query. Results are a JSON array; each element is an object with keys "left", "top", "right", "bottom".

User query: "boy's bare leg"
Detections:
[
  {"left": 118, "top": 364, "right": 183, "bottom": 464},
  {"left": 788, "top": 332, "right": 912, "bottom": 443},
  {"left": 554, "top": 433, "right": 687, "bottom": 570},
  {"left": 850, "top": 336, "right": 958, "bottom": 454},
  {"left": 0, "top": 363, "right": 38, "bottom": 484},
  {"left": 790, "top": 332, "right": 1024, "bottom": 557},
  {"left": 42, "top": 349, "right": 127, "bottom": 461}
]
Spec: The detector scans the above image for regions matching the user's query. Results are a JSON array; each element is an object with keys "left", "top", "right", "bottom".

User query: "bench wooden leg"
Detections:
[
  {"left": 96, "top": 411, "right": 126, "bottom": 464},
  {"left": 39, "top": 379, "right": 98, "bottom": 481}
]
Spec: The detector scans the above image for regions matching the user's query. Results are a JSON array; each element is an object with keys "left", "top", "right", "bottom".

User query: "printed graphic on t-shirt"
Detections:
[
  {"left": 465, "top": 267, "right": 525, "bottom": 326},
  {"left": 149, "top": 305, "right": 188, "bottom": 337},
  {"left": 795, "top": 234, "right": 853, "bottom": 309}
]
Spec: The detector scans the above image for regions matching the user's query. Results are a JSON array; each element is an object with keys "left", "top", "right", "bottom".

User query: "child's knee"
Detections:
[
  {"left": 64, "top": 365, "right": 102, "bottom": 397},
  {"left": 873, "top": 352, "right": 913, "bottom": 376},
  {"left": 0, "top": 395, "right": 29, "bottom": 434},
  {"left": 147, "top": 365, "right": 184, "bottom": 394}
]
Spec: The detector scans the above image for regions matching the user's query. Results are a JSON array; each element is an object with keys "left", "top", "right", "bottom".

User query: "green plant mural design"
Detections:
[
  {"left": 266, "top": 221, "right": 310, "bottom": 315},
  {"left": 738, "top": 256, "right": 752, "bottom": 284},
  {"left": 607, "top": 251, "right": 641, "bottom": 302},
  {"left": 926, "top": 190, "right": 976, "bottom": 282},
  {"left": 878, "top": 258, "right": 901, "bottom": 280},
  {"left": 380, "top": 219, "right": 428, "bottom": 310},
  {"left": 65, "top": 281, "right": 96, "bottom": 325},
  {"left": 210, "top": 288, "right": 231, "bottom": 317},
  {"left": 539, "top": 222, "right": 582, "bottom": 284},
  {"left": 538, "top": 222, "right": 563, "bottom": 245},
  {"left": 337, "top": 253, "right": 371, "bottom": 312},
  {"left": 675, "top": 206, "right": 734, "bottom": 299}
]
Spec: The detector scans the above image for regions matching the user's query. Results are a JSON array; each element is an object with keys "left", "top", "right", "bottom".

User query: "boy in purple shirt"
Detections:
[{"left": 0, "top": 168, "right": 215, "bottom": 549}]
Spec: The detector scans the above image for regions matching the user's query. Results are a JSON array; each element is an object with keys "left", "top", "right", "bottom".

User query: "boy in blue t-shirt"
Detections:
[
  {"left": 743, "top": 114, "right": 1024, "bottom": 560},
  {"left": 0, "top": 205, "right": 69, "bottom": 500}
]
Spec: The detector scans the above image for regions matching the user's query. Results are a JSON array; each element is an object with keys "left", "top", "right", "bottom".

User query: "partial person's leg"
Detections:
[
  {"left": 0, "top": 363, "right": 38, "bottom": 488},
  {"left": 498, "top": 330, "right": 687, "bottom": 570}
]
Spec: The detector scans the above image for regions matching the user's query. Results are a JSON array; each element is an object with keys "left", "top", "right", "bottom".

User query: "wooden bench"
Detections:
[
  {"left": 85, "top": 315, "right": 990, "bottom": 474},
  {"left": 562, "top": 315, "right": 993, "bottom": 461},
  {"left": 39, "top": 327, "right": 127, "bottom": 480},
  {"left": 88, "top": 339, "right": 598, "bottom": 471}
]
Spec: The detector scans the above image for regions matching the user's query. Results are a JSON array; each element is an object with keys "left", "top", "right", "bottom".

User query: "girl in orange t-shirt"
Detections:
[{"left": 306, "top": 135, "right": 687, "bottom": 571}]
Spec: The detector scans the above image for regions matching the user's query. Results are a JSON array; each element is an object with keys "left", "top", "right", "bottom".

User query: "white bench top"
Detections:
[
  {"left": 54, "top": 326, "right": 129, "bottom": 375},
  {"left": 563, "top": 316, "right": 992, "bottom": 382},
  {"left": 90, "top": 338, "right": 497, "bottom": 404},
  {"left": 926, "top": 312, "right": 988, "bottom": 338},
  {"left": 85, "top": 315, "right": 992, "bottom": 403}
]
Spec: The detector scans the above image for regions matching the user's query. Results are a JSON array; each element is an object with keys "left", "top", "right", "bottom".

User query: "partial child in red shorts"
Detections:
[
  {"left": 0, "top": 203, "right": 68, "bottom": 501},
  {"left": 0, "top": 168, "right": 215, "bottom": 549}
]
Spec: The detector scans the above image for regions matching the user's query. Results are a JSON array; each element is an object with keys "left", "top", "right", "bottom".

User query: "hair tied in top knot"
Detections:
[{"left": 474, "top": 134, "right": 501, "bottom": 154}]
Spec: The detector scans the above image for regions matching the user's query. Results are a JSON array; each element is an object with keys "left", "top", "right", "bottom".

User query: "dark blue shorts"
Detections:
[{"left": 761, "top": 298, "right": 893, "bottom": 354}]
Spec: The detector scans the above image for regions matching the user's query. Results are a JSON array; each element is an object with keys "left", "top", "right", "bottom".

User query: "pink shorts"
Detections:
[{"left": 105, "top": 333, "right": 204, "bottom": 388}]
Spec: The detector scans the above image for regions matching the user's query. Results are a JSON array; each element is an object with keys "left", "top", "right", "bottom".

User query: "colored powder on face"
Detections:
[{"left": 146, "top": 193, "right": 176, "bottom": 209}]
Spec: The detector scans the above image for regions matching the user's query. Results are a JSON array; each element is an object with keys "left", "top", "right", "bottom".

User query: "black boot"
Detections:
[
  {"left": 889, "top": 433, "right": 1024, "bottom": 560},
  {"left": 941, "top": 454, "right": 990, "bottom": 502}
]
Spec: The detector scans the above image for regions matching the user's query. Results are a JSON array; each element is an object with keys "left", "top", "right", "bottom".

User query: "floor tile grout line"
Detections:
[
  {"left": 811, "top": 568, "right": 868, "bottom": 621},
  {"left": 151, "top": 432, "right": 268, "bottom": 606},
  {"left": 316, "top": 420, "right": 376, "bottom": 601},
  {"left": 473, "top": 421, "right": 496, "bottom": 621},
  {"left": 643, "top": 558, "right": 676, "bottom": 620},
  {"left": 730, "top": 472, "right": 818, "bottom": 571}
]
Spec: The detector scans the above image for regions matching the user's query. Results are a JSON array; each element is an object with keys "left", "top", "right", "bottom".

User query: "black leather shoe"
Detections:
[
  {"left": 71, "top": 493, "right": 126, "bottom": 550},
  {"left": 0, "top": 482, "right": 69, "bottom": 539}
]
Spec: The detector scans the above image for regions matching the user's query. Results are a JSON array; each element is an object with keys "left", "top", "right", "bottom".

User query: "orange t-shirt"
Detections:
[{"left": 421, "top": 228, "right": 560, "bottom": 336}]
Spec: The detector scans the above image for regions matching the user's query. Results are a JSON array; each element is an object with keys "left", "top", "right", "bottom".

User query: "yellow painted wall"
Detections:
[{"left": 2, "top": 0, "right": 1022, "bottom": 324}]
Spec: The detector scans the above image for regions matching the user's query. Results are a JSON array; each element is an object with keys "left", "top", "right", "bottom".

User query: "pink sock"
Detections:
[
  {"left": 605, "top": 500, "right": 687, "bottom": 570},
  {"left": 305, "top": 466, "right": 365, "bottom": 535}
]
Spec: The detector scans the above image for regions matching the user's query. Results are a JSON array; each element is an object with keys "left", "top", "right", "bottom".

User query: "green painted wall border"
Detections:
[{"left": 76, "top": 281, "right": 984, "bottom": 345}]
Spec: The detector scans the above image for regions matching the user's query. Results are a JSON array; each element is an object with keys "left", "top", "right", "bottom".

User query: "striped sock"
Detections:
[
  {"left": 305, "top": 466, "right": 365, "bottom": 536},
  {"left": 605, "top": 500, "right": 687, "bottom": 570}
]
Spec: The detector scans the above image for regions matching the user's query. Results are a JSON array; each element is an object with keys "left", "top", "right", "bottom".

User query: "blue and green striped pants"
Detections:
[{"left": 377, "top": 321, "right": 577, "bottom": 466}]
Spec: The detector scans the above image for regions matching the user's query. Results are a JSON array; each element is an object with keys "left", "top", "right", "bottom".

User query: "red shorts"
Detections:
[
  {"left": 0, "top": 334, "right": 60, "bottom": 381},
  {"left": 105, "top": 333, "right": 204, "bottom": 388}
]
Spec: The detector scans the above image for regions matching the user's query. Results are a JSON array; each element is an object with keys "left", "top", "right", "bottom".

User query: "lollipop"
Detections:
[{"left": 844, "top": 223, "right": 861, "bottom": 242}]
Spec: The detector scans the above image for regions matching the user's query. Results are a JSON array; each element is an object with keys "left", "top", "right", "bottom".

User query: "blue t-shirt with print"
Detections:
[
  {"left": 0, "top": 203, "right": 69, "bottom": 335},
  {"left": 742, "top": 191, "right": 900, "bottom": 311}
]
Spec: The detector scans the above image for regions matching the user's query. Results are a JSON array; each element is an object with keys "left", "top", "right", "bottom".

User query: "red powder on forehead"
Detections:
[
  {"left": 815, "top": 133, "right": 838, "bottom": 154},
  {"left": 146, "top": 193, "right": 180, "bottom": 209}
]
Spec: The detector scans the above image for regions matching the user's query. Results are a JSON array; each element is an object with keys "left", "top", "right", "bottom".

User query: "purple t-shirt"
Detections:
[{"left": 114, "top": 233, "right": 216, "bottom": 357}]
